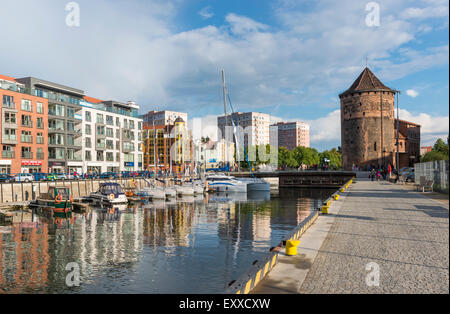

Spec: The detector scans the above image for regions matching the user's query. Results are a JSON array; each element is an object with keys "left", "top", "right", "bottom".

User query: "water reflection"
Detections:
[{"left": 0, "top": 188, "right": 335, "bottom": 294}]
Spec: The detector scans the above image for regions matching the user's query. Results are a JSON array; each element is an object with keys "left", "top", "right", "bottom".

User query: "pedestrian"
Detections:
[{"left": 376, "top": 169, "right": 381, "bottom": 181}]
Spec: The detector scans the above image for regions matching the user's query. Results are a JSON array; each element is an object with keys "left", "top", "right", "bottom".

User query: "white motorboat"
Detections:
[
  {"left": 183, "top": 180, "right": 206, "bottom": 194},
  {"left": 90, "top": 183, "right": 128, "bottom": 204},
  {"left": 136, "top": 186, "right": 166, "bottom": 200},
  {"left": 174, "top": 185, "right": 195, "bottom": 196},
  {"left": 205, "top": 173, "right": 247, "bottom": 193}
]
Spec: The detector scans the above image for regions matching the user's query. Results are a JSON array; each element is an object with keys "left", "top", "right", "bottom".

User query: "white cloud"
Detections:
[
  {"left": 0, "top": 0, "right": 447, "bottom": 122},
  {"left": 198, "top": 6, "right": 214, "bottom": 19},
  {"left": 406, "top": 89, "right": 419, "bottom": 97}
]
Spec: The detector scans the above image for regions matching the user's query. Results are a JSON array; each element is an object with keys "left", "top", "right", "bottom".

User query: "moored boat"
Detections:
[
  {"left": 33, "top": 187, "right": 73, "bottom": 214},
  {"left": 90, "top": 183, "right": 128, "bottom": 204}
]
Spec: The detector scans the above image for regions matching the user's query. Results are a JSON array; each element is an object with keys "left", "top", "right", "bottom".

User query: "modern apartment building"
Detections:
[
  {"left": 271, "top": 121, "right": 310, "bottom": 150},
  {"left": 0, "top": 75, "right": 48, "bottom": 174},
  {"left": 80, "top": 97, "right": 143, "bottom": 174},
  {"left": 142, "top": 111, "right": 190, "bottom": 173},
  {"left": 15, "top": 77, "right": 84, "bottom": 174},
  {"left": 217, "top": 112, "right": 271, "bottom": 147}
]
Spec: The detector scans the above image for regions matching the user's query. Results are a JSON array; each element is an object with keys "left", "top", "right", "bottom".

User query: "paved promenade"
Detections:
[{"left": 253, "top": 179, "right": 449, "bottom": 294}]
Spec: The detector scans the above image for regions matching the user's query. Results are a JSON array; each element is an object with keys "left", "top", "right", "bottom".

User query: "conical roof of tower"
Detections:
[{"left": 339, "top": 67, "right": 395, "bottom": 97}]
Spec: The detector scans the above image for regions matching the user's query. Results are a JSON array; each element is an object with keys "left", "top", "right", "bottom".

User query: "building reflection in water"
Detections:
[{"left": 0, "top": 188, "right": 335, "bottom": 293}]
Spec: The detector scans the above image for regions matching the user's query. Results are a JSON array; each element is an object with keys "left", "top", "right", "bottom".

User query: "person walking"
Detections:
[
  {"left": 370, "top": 168, "right": 376, "bottom": 181},
  {"left": 376, "top": 169, "right": 381, "bottom": 181}
]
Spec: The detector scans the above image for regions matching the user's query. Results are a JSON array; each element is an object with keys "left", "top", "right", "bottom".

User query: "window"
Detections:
[
  {"left": 96, "top": 151, "right": 104, "bottom": 161},
  {"left": 21, "top": 115, "right": 33, "bottom": 127},
  {"left": 85, "top": 124, "right": 92, "bottom": 135},
  {"left": 3, "top": 129, "right": 16, "bottom": 141},
  {"left": 49, "top": 134, "right": 64, "bottom": 145},
  {"left": 49, "top": 119, "right": 65, "bottom": 131},
  {"left": 49, "top": 148, "right": 65, "bottom": 160},
  {"left": 124, "top": 119, "right": 128, "bottom": 128},
  {"left": 96, "top": 114, "right": 104, "bottom": 124},
  {"left": 36, "top": 133, "right": 44, "bottom": 144},
  {"left": 21, "top": 131, "right": 32, "bottom": 143},
  {"left": 106, "top": 152, "right": 114, "bottom": 162},
  {"left": 67, "top": 135, "right": 75, "bottom": 146},
  {"left": 36, "top": 117, "right": 44, "bottom": 129},
  {"left": 116, "top": 117, "right": 120, "bottom": 127},
  {"left": 106, "top": 128, "right": 113, "bottom": 138},
  {"left": 374, "top": 142, "right": 377, "bottom": 151},
  {"left": 67, "top": 121, "right": 75, "bottom": 132},
  {"left": 86, "top": 137, "right": 92, "bottom": 148},
  {"left": 116, "top": 141, "right": 120, "bottom": 150},
  {"left": 116, "top": 129, "right": 120, "bottom": 139},
  {"left": 96, "top": 138, "right": 105, "bottom": 149},
  {"left": 37, "top": 102, "right": 44, "bottom": 114},
  {"left": 106, "top": 140, "right": 114, "bottom": 150},
  {"left": 21, "top": 99, "right": 32, "bottom": 112},
  {"left": 85, "top": 151, "right": 91, "bottom": 161},
  {"left": 21, "top": 147, "right": 32, "bottom": 159},
  {"left": 96, "top": 125, "right": 105, "bottom": 136},
  {"left": 49, "top": 104, "right": 64, "bottom": 116},
  {"left": 67, "top": 107, "right": 75, "bottom": 119},
  {"left": 85, "top": 111, "right": 91, "bottom": 122},
  {"left": 2, "top": 95, "right": 14, "bottom": 108},
  {"left": 4, "top": 112, "right": 16, "bottom": 124},
  {"left": 129, "top": 120, "right": 135, "bottom": 129},
  {"left": 116, "top": 152, "right": 120, "bottom": 162},
  {"left": 2, "top": 145, "right": 14, "bottom": 158},
  {"left": 106, "top": 115, "right": 114, "bottom": 125},
  {"left": 37, "top": 148, "right": 44, "bottom": 160}
]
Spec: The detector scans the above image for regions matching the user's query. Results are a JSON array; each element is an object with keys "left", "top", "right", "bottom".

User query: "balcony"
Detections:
[
  {"left": 21, "top": 121, "right": 33, "bottom": 128},
  {"left": 36, "top": 152, "right": 44, "bottom": 160},
  {"left": 96, "top": 143, "right": 106, "bottom": 150},
  {"left": 36, "top": 137, "right": 44, "bottom": 144},
  {"left": 2, "top": 151, "right": 14, "bottom": 158},
  {"left": 21, "top": 151, "right": 33, "bottom": 159},
  {"left": 2, "top": 134, "right": 17, "bottom": 145},
  {"left": 21, "top": 135, "right": 33, "bottom": 143}
]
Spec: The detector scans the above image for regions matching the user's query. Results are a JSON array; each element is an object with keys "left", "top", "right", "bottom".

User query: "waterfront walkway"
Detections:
[{"left": 253, "top": 179, "right": 449, "bottom": 294}]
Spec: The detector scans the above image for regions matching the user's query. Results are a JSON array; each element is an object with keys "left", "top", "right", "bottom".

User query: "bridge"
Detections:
[{"left": 232, "top": 171, "right": 356, "bottom": 188}]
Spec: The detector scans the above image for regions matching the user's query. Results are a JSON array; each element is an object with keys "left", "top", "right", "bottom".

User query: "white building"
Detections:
[
  {"left": 194, "top": 139, "right": 235, "bottom": 169},
  {"left": 217, "top": 112, "right": 271, "bottom": 147},
  {"left": 77, "top": 96, "right": 143, "bottom": 174}
]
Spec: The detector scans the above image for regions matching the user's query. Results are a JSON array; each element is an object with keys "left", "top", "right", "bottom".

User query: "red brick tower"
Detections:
[{"left": 339, "top": 68, "right": 396, "bottom": 171}]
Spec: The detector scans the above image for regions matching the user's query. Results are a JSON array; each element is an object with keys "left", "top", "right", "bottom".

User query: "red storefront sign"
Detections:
[{"left": 21, "top": 161, "right": 42, "bottom": 166}]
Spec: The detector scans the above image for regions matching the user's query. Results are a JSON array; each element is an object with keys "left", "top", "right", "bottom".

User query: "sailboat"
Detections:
[{"left": 221, "top": 70, "right": 270, "bottom": 193}]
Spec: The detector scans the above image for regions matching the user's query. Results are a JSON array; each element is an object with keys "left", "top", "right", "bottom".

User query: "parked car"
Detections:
[
  {"left": 14, "top": 173, "right": 34, "bottom": 182},
  {"left": 32, "top": 173, "right": 48, "bottom": 181},
  {"left": 0, "top": 174, "right": 14, "bottom": 183}
]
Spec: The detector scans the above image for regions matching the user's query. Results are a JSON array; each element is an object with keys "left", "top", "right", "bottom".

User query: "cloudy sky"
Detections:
[{"left": 1, "top": 0, "right": 448, "bottom": 150}]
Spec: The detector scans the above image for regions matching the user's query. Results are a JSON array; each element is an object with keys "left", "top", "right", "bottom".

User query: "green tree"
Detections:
[
  {"left": 421, "top": 150, "right": 448, "bottom": 162},
  {"left": 433, "top": 138, "right": 449, "bottom": 156}
]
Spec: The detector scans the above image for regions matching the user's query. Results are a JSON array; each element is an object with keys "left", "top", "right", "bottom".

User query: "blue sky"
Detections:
[{"left": 0, "top": 0, "right": 448, "bottom": 150}]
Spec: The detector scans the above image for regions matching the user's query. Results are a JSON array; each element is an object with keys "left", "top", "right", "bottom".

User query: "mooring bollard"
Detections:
[
  {"left": 321, "top": 205, "right": 329, "bottom": 214},
  {"left": 340, "top": 188, "right": 345, "bottom": 193},
  {"left": 286, "top": 240, "right": 301, "bottom": 256},
  {"left": 334, "top": 194, "right": 340, "bottom": 200}
]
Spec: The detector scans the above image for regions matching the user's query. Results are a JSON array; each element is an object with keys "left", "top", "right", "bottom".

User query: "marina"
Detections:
[{"left": 0, "top": 185, "right": 335, "bottom": 294}]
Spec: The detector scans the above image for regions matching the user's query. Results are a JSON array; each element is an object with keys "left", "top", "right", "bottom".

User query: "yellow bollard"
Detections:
[
  {"left": 286, "top": 240, "right": 301, "bottom": 256},
  {"left": 334, "top": 194, "right": 340, "bottom": 201},
  {"left": 340, "top": 188, "right": 345, "bottom": 193},
  {"left": 322, "top": 205, "right": 329, "bottom": 214}
]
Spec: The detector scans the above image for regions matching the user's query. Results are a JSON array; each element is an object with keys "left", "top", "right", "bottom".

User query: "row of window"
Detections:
[
  {"left": 4, "top": 112, "right": 45, "bottom": 128},
  {"left": 2, "top": 96, "right": 45, "bottom": 113},
  {"left": 2, "top": 145, "right": 44, "bottom": 159},
  {"left": 85, "top": 151, "right": 138, "bottom": 162},
  {"left": 3, "top": 129, "right": 45, "bottom": 143},
  {"left": 85, "top": 111, "right": 142, "bottom": 130}
]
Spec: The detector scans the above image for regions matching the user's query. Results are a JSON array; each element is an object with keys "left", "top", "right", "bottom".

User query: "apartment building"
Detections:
[
  {"left": 80, "top": 97, "right": 143, "bottom": 174},
  {"left": 272, "top": 121, "right": 310, "bottom": 150},
  {"left": 15, "top": 77, "right": 84, "bottom": 174},
  {"left": 142, "top": 111, "right": 190, "bottom": 173},
  {"left": 217, "top": 112, "right": 270, "bottom": 147},
  {"left": 0, "top": 75, "right": 48, "bottom": 174},
  {"left": 193, "top": 139, "right": 235, "bottom": 169}
]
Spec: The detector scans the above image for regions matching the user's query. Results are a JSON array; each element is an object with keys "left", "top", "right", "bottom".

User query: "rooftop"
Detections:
[{"left": 339, "top": 67, "right": 395, "bottom": 97}]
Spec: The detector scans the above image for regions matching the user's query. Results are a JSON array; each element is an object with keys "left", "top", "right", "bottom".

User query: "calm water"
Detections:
[{"left": 0, "top": 188, "right": 334, "bottom": 294}]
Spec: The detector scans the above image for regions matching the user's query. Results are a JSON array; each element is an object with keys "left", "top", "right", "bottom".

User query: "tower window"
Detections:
[{"left": 374, "top": 142, "right": 377, "bottom": 151}]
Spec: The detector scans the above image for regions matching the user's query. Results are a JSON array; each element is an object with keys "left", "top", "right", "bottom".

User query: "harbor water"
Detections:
[{"left": 0, "top": 188, "right": 335, "bottom": 294}]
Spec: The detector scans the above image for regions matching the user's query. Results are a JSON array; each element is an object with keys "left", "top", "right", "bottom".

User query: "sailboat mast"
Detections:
[{"left": 222, "top": 70, "right": 228, "bottom": 169}]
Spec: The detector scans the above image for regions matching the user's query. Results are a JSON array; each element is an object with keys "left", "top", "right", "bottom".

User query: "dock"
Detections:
[{"left": 252, "top": 178, "right": 449, "bottom": 294}]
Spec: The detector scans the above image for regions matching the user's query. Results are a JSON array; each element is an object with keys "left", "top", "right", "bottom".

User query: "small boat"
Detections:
[
  {"left": 90, "top": 182, "right": 128, "bottom": 204},
  {"left": 183, "top": 179, "right": 206, "bottom": 194},
  {"left": 205, "top": 173, "right": 247, "bottom": 193},
  {"left": 174, "top": 185, "right": 195, "bottom": 196},
  {"left": 33, "top": 187, "right": 73, "bottom": 216},
  {"left": 136, "top": 186, "right": 166, "bottom": 200}
]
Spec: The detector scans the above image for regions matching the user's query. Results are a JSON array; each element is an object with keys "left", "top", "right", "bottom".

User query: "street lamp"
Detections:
[{"left": 395, "top": 90, "right": 401, "bottom": 173}]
